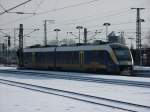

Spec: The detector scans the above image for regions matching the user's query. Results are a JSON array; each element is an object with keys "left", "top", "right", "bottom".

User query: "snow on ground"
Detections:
[
  {"left": 0, "top": 83, "right": 126, "bottom": 112},
  {"left": 0, "top": 65, "right": 16, "bottom": 70},
  {"left": 0, "top": 72, "right": 150, "bottom": 107},
  {"left": 134, "top": 66, "right": 150, "bottom": 71}
]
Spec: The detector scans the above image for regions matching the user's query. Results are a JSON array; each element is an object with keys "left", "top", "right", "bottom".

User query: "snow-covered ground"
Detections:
[
  {"left": 134, "top": 66, "right": 150, "bottom": 71},
  {"left": 1, "top": 83, "right": 125, "bottom": 112},
  {"left": 0, "top": 73, "right": 150, "bottom": 106},
  {"left": 0, "top": 66, "right": 150, "bottom": 112}
]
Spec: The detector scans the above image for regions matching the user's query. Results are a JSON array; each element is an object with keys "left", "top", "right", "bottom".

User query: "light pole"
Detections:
[
  {"left": 44, "top": 20, "right": 55, "bottom": 46},
  {"left": 103, "top": 23, "right": 111, "bottom": 41},
  {"left": 54, "top": 28, "right": 61, "bottom": 46},
  {"left": 76, "top": 26, "right": 83, "bottom": 44}
]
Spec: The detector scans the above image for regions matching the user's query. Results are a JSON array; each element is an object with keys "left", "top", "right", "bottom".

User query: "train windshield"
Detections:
[{"left": 111, "top": 45, "right": 132, "bottom": 61}]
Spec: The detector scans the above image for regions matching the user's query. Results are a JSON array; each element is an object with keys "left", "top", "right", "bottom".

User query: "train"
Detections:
[{"left": 17, "top": 43, "right": 134, "bottom": 75}]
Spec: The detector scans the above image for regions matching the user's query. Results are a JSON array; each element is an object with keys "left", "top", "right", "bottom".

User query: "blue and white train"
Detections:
[{"left": 18, "top": 43, "right": 134, "bottom": 75}]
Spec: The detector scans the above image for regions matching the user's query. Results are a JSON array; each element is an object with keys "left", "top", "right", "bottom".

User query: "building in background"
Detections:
[
  {"left": 108, "top": 31, "right": 126, "bottom": 45},
  {"left": 0, "top": 43, "right": 17, "bottom": 65},
  {"left": 131, "top": 48, "right": 150, "bottom": 66}
]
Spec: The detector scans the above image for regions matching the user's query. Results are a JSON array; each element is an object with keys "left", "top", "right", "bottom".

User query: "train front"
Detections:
[{"left": 110, "top": 44, "right": 134, "bottom": 75}]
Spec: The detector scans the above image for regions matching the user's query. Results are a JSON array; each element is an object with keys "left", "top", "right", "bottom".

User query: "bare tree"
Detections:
[
  {"left": 48, "top": 40, "right": 58, "bottom": 46},
  {"left": 147, "top": 30, "right": 150, "bottom": 45},
  {"left": 144, "top": 30, "right": 150, "bottom": 48},
  {"left": 61, "top": 38, "right": 76, "bottom": 45},
  {"left": 48, "top": 38, "right": 76, "bottom": 46}
]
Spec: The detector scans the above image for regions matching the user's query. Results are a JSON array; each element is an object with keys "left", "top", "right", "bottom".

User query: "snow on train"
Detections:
[{"left": 18, "top": 43, "right": 134, "bottom": 75}]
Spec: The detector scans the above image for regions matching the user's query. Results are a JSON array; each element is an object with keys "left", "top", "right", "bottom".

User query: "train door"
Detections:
[
  {"left": 32, "top": 52, "right": 36, "bottom": 67},
  {"left": 103, "top": 51, "right": 119, "bottom": 73},
  {"left": 79, "top": 51, "right": 84, "bottom": 68}
]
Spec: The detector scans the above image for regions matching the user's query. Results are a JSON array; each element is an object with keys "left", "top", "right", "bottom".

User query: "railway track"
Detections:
[
  {"left": 0, "top": 69, "right": 150, "bottom": 88},
  {"left": 0, "top": 78, "right": 150, "bottom": 112}
]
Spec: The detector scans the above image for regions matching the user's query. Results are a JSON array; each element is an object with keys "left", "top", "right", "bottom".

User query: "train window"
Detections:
[
  {"left": 56, "top": 52, "right": 61, "bottom": 64},
  {"left": 23, "top": 52, "right": 32, "bottom": 64},
  {"left": 48, "top": 52, "right": 54, "bottom": 64},
  {"left": 35, "top": 52, "right": 41, "bottom": 64},
  {"left": 84, "top": 51, "right": 105, "bottom": 64},
  {"left": 113, "top": 48, "right": 131, "bottom": 61},
  {"left": 36, "top": 52, "right": 44, "bottom": 64},
  {"left": 103, "top": 51, "right": 114, "bottom": 65},
  {"left": 56, "top": 51, "right": 79, "bottom": 65},
  {"left": 110, "top": 45, "right": 132, "bottom": 62},
  {"left": 72, "top": 51, "right": 79, "bottom": 64},
  {"left": 35, "top": 52, "right": 53, "bottom": 64}
]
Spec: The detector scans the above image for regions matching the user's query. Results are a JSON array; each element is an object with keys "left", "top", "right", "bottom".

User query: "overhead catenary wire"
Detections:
[
  {"left": 55, "top": 8, "right": 130, "bottom": 24},
  {"left": 0, "top": 1, "right": 149, "bottom": 39},
  {"left": 0, "top": 0, "right": 149, "bottom": 48},
  {"left": 53, "top": 0, "right": 60, "bottom": 10},
  {"left": 52, "top": 9, "right": 133, "bottom": 28},
  {"left": 41, "top": 9, "right": 133, "bottom": 33},
  {"left": 46, "top": 21, "right": 137, "bottom": 35},
  {"left": 0, "top": 0, "right": 148, "bottom": 27},
  {"left": 85, "top": 21, "right": 135, "bottom": 31},
  {"left": 51, "top": 0, "right": 60, "bottom": 19},
  {"left": 0, "top": 20, "right": 141, "bottom": 38},
  {"left": 52, "top": 19, "right": 136, "bottom": 32},
  {"left": 0, "top": 0, "right": 100, "bottom": 26},
  {"left": 3, "top": 20, "right": 137, "bottom": 42},
  {"left": 0, "top": 0, "right": 32, "bottom": 15},
  {"left": 0, "top": 2, "right": 140, "bottom": 29},
  {"left": 37, "top": 0, "right": 99, "bottom": 15}
]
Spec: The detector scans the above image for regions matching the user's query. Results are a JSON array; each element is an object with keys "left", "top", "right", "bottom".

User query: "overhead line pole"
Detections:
[
  {"left": 76, "top": 26, "right": 83, "bottom": 44},
  {"left": 131, "top": 8, "right": 145, "bottom": 65},
  {"left": 18, "top": 24, "right": 24, "bottom": 67},
  {"left": 84, "top": 28, "right": 87, "bottom": 44},
  {"left": 43, "top": 20, "right": 55, "bottom": 46},
  {"left": 14, "top": 28, "right": 18, "bottom": 50},
  {"left": 44, "top": 20, "right": 47, "bottom": 46}
]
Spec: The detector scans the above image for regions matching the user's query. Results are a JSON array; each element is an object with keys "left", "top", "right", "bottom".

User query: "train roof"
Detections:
[{"left": 23, "top": 43, "right": 128, "bottom": 52}]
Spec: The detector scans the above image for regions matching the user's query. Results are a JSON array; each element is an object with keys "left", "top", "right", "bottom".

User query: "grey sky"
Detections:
[{"left": 0, "top": 0, "right": 150, "bottom": 47}]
